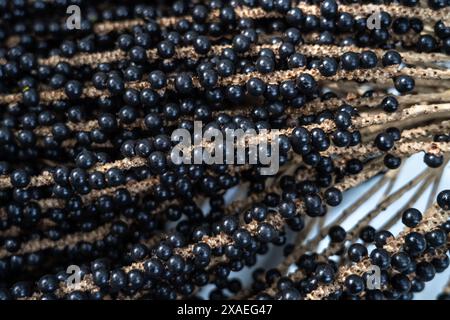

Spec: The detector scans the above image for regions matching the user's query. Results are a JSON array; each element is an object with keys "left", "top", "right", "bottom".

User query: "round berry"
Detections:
[
  {"left": 193, "top": 35, "right": 211, "bottom": 54},
  {"left": 324, "top": 187, "right": 342, "bottom": 206},
  {"left": 328, "top": 225, "right": 346, "bottom": 242},
  {"left": 402, "top": 208, "right": 422, "bottom": 227},
  {"left": 404, "top": 232, "right": 427, "bottom": 255},
  {"left": 256, "top": 56, "right": 275, "bottom": 74},
  {"left": 157, "top": 40, "right": 175, "bottom": 58},
  {"left": 318, "top": 57, "right": 338, "bottom": 77},
  {"left": 347, "top": 243, "right": 368, "bottom": 262},
  {"left": 320, "top": 0, "right": 338, "bottom": 19},
  {"left": 232, "top": 35, "right": 251, "bottom": 53},
  {"left": 149, "top": 70, "right": 167, "bottom": 89},
  {"left": 384, "top": 154, "right": 401, "bottom": 169},
  {"left": 394, "top": 75, "right": 415, "bottom": 93},
  {"left": 381, "top": 96, "right": 398, "bottom": 113},
  {"left": 360, "top": 51, "right": 378, "bottom": 68},
  {"left": 382, "top": 50, "right": 402, "bottom": 66},
  {"left": 11, "top": 169, "right": 30, "bottom": 188},
  {"left": 424, "top": 153, "right": 443, "bottom": 168},
  {"left": 341, "top": 52, "right": 360, "bottom": 71},
  {"left": 345, "top": 274, "right": 365, "bottom": 294},
  {"left": 375, "top": 133, "right": 394, "bottom": 151}
]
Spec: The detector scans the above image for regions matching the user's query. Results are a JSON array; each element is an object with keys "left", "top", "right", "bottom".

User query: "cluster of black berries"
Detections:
[
  {"left": 253, "top": 200, "right": 450, "bottom": 300},
  {"left": 0, "top": 0, "right": 449, "bottom": 300}
]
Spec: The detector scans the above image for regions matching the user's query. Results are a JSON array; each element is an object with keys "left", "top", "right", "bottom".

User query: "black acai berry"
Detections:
[{"left": 0, "top": 0, "right": 447, "bottom": 302}]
